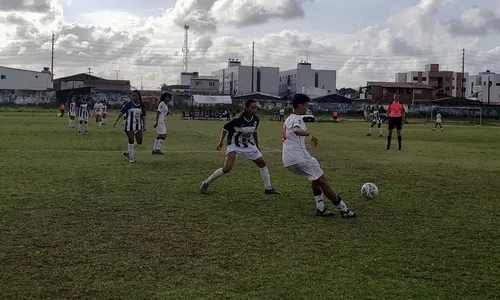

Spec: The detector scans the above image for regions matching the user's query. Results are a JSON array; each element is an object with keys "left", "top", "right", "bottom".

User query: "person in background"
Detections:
[
  {"left": 279, "top": 107, "right": 285, "bottom": 122},
  {"left": 332, "top": 111, "right": 338, "bottom": 123},
  {"left": 59, "top": 103, "right": 65, "bottom": 117},
  {"left": 386, "top": 94, "right": 405, "bottom": 151}
]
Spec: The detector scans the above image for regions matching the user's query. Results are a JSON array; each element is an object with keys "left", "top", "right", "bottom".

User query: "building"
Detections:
[
  {"left": 395, "top": 64, "right": 468, "bottom": 98},
  {"left": 0, "top": 66, "right": 52, "bottom": 90},
  {"left": 468, "top": 70, "right": 500, "bottom": 105},
  {"left": 211, "top": 59, "right": 280, "bottom": 96},
  {"left": 178, "top": 71, "right": 220, "bottom": 94},
  {"left": 279, "top": 62, "right": 336, "bottom": 97},
  {"left": 363, "top": 82, "right": 434, "bottom": 104},
  {"left": 53, "top": 73, "right": 130, "bottom": 91}
]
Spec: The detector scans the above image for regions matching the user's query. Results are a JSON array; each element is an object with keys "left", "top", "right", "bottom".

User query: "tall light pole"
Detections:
[{"left": 114, "top": 70, "right": 120, "bottom": 80}]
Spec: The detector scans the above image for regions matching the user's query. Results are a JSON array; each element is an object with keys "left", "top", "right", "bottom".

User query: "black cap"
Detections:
[{"left": 292, "top": 93, "right": 310, "bottom": 106}]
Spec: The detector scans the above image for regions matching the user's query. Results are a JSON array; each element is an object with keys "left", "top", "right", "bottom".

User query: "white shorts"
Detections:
[
  {"left": 156, "top": 123, "right": 167, "bottom": 135},
  {"left": 79, "top": 117, "right": 88, "bottom": 122},
  {"left": 286, "top": 157, "right": 324, "bottom": 181},
  {"left": 69, "top": 113, "right": 76, "bottom": 117},
  {"left": 226, "top": 144, "right": 262, "bottom": 161},
  {"left": 95, "top": 113, "right": 102, "bottom": 117},
  {"left": 436, "top": 120, "right": 442, "bottom": 124}
]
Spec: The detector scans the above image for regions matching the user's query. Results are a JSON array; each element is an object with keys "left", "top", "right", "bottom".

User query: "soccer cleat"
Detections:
[
  {"left": 152, "top": 150, "right": 164, "bottom": 155},
  {"left": 85, "top": 131, "right": 89, "bottom": 135},
  {"left": 315, "top": 209, "right": 334, "bottom": 217},
  {"left": 129, "top": 159, "right": 134, "bottom": 163},
  {"left": 386, "top": 146, "right": 390, "bottom": 150},
  {"left": 340, "top": 209, "right": 356, "bottom": 218},
  {"left": 200, "top": 182, "right": 209, "bottom": 194},
  {"left": 379, "top": 134, "right": 384, "bottom": 137},
  {"left": 123, "top": 151, "right": 129, "bottom": 159},
  {"left": 366, "top": 133, "right": 371, "bottom": 136},
  {"left": 264, "top": 188, "right": 280, "bottom": 194}
]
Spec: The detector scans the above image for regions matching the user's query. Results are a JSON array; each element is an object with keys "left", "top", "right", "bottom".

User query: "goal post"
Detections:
[{"left": 427, "top": 106, "right": 482, "bottom": 125}]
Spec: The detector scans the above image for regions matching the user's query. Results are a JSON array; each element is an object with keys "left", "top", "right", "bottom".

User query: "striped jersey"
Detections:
[
  {"left": 68, "top": 102, "right": 77, "bottom": 116},
  {"left": 78, "top": 102, "right": 89, "bottom": 119},
  {"left": 121, "top": 101, "right": 146, "bottom": 131},
  {"left": 102, "top": 104, "right": 107, "bottom": 114},
  {"left": 223, "top": 115, "right": 259, "bottom": 147}
]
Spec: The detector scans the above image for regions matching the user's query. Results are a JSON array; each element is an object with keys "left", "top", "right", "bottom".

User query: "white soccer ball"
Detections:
[{"left": 361, "top": 182, "right": 378, "bottom": 199}]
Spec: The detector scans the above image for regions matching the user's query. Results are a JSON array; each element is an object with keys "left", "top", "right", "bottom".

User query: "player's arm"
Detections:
[
  {"left": 141, "top": 106, "right": 146, "bottom": 131},
  {"left": 402, "top": 106, "right": 406, "bottom": 119},
  {"left": 113, "top": 103, "right": 128, "bottom": 126}
]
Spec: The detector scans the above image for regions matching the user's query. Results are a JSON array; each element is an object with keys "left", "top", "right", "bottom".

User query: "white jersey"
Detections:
[
  {"left": 94, "top": 103, "right": 103, "bottom": 115},
  {"left": 282, "top": 114, "right": 314, "bottom": 167},
  {"left": 69, "top": 102, "right": 77, "bottom": 116},
  {"left": 157, "top": 101, "right": 169, "bottom": 124},
  {"left": 436, "top": 113, "right": 442, "bottom": 123}
]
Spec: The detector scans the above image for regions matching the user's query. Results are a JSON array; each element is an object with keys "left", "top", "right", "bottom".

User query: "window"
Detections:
[
  {"left": 496, "top": 83, "right": 500, "bottom": 86},
  {"left": 0, "top": 75, "right": 6, "bottom": 79},
  {"left": 422, "top": 77, "right": 427, "bottom": 81},
  {"left": 445, "top": 87, "right": 450, "bottom": 91},
  {"left": 413, "top": 77, "right": 418, "bottom": 81},
  {"left": 35, "top": 76, "right": 38, "bottom": 78}
]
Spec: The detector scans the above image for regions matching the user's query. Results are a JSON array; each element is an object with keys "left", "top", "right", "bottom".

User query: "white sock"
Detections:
[
  {"left": 153, "top": 139, "right": 159, "bottom": 151},
  {"left": 204, "top": 168, "right": 225, "bottom": 184},
  {"left": 369, "top": 127, "right": 372, "bottom": 134},
  {"left": 379, "top": 127, "right": 383, "bottom": 135},
  {"left": 134, "top": 142, "right": 140, "bottom": 148},
  {"left": 84, "top": 123, "right": 88, "bottom": 132},
  {"left": 128, "top": 143, "right": 135, "bottom": 161},
  {"left": 157, "top": 139, "right": 164, "bottom": 151},
  {"left": 315, "top": 194, "right": 325, "bottom": 211},
  {"left": 78, "top": 123, "right": 82, "bottom": 132},
  {"left": 68, "top": 119, "right": 72, "bottom": 127},
  {"left": 259, "top": 166, "right": 272, "bottom": 190},
  {"left": 337, "top": 200, "right": 348, "bottom": 212}
]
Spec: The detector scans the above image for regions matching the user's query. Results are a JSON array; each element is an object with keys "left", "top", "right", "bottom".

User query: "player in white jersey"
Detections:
[
  {"left": 367, "top": 106, "right": 383, "bottom": 137},
  {"left": 113, "top": 90, "right": 146, "bottom": 163},
  {"left": 282, "top": 94, "right": 356, "bottom": 218},
  {"left": 93, "top": 101, "right": 104, "bottom": 128},
  {"left": 433, "top": 112, "right": 443, "bottom": 131},
  {"left": 200, "top": 99, "right": 280, "bottom": 195},
  {"left": 101, "top": 100, "right": 108, "bottom": 125},
  {"left": 152, "top": 92, "right": 171, "bottom": 155},
  {"left": 68, "top": 100, "right": 77, "bottom": 128},
  {"left": 77, "top": 98, "right": 90, "bottom": 135}
]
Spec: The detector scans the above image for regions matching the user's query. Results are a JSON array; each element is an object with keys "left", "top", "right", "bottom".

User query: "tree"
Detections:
[{"left": 160, "top": 83, "right": 168, "bottom": 91}]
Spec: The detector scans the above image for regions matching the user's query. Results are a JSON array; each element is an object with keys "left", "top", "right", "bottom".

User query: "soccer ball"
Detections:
[{"left": 361, "top": 182, "right": 378, "bottom": 199}]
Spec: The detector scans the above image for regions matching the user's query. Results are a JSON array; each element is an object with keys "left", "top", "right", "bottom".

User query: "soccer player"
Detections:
[
  {"left": 200, "top": 99, "right": 280, "bottom": 195},
  {"left": 282, "top": 94, "right": 356, "bottom": 218},
  {"left": 93, "top": 100, "right": 104, "bottom": 128},
  {"left": 367, "top": 106, "right": 383, "bottom": 136},
  {"left": 77, "top": 97, "right": 90, "bottom": 135},
  {"left": 113, "top": 90, "right": 146, "bottom": 163},
  {"left": 101, "top": 100, "right": 108, "bottom": 125},
  {"left": 152, "top": 92, "right": 171, "bottom": 155},
  {"left": 386, "top": 94, "right": 405, "bottom": 151},
  {"left": 68, "top": 100, "right": 77, "bottom": 128},
  {"left": 433, "top": 112, "right": 443, "bottom": 132}
]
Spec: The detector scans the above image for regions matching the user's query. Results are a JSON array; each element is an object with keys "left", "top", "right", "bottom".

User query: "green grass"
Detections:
[{"left": 0, "top": 111, "right": 499, "bottom": 300}]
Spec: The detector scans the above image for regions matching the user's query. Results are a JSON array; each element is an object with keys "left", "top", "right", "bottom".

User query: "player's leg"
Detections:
[
  {"left": 311, "top": 180, "right": 333, "bottom": 216},
  {"left": 134, "top": 129, "right": 143, "bottom": 148},
  {"left": 200, "top": 151, "right": 237, "bottom": 193},
  {"left": 84, "top": 119, "right": 89, "bottom": 134},
  {"left": 153, "top": 123, "right": 167, "bottom": 154},
  {"left": 378, "top": 121, "right": 383, "bottom": 136},
  {"left": 78, "top": 119, "right": 83, "bottom": 134},
  {"left": 387, "top": 118, "right": 395, "bottom": 149},
  {"left": 252, "top": 156, "right": 280, "bottom": 194},
  {"left": 102, "top": 113, "right": 106, "bottom": 125},
  {"left": 367, "top": 121, "right": 375, "bottom": 135},
  {"left": 396, "top": 118, "right": 402, "bottom": 151},
  {"left": 125, "top": 131, "right": 136, "bottom": 162}
]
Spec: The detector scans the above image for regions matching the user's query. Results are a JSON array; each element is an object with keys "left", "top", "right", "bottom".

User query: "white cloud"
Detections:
[{"left": 0, "top": 0, "right": 499, "bottom": 89}]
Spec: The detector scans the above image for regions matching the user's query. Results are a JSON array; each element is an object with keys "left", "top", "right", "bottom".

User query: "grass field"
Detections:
[{"left": 1, "top": 111, "right": 499, "bottom": 300}]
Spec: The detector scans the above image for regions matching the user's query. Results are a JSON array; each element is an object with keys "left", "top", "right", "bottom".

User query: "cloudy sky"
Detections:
[{"left": 1, "top": 0, "right": 500, "bottom": 90}]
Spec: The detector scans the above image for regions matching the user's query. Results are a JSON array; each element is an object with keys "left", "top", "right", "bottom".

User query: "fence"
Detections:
[{"left": 1, "top": 89, "right": 500, "bottom": 118}]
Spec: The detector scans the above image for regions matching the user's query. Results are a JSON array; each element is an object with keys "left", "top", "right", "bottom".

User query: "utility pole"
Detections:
[
  {"left": 87, "top": 67, "right": 93, "bottom": 93},
  {"left": 51, "top": 33, "right": 55, "bottom": 82},
  {"left": 222, "top": 69, "right": 225, "bottom": 94},
  {"left": 251, "top": 41, "right": 255, "bottom": 93},
  {"left": 461, "top": 49, "right": 465, "bottom": 98},
  {"left": 141, "top": 76, "right": 143, "bottom": 90},
  {"left": 114, "top": 70, "right": 120, "bottom": 80}
]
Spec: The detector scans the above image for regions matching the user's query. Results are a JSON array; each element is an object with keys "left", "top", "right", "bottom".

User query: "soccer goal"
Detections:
[{"left": 425, "top": 106, "right": 483, "bottom": 125}]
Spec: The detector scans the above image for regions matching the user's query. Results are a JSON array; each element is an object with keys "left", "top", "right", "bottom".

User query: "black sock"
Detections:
[
  {"left": 398, "top": 135, "right": 402, "bottom": 149},
  {"left": 333, "top": 195, "right": 342, "bottom": 206},
  {"left": 387, "top": 135, "right": 392, "bottom": 147}
]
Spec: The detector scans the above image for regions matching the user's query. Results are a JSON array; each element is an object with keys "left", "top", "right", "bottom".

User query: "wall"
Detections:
[
  {"left": 315, "top": 69, "right": 336, "bottom": 92},
  {"left": 257, "top": 67, "right": 279, "bottom": 96},
  {"left": 190, "top": 79, "right": 219, "bottom": 94},
  {"left": 0, "top": 67, "right": 52, "bottom": 90},
  {"left": 0, "top": 89, "right": 56, "bottom": 105}
]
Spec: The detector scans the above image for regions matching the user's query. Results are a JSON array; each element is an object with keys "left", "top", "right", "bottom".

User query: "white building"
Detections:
[
  {"left": 279, "top": 62, "right": 336, "bottom": 97},
  {"left": 211, "top": 59, "right": 279, "bottom": 96},
  {"left": 0, "top": 66, "right": 52, "bottom": 90},
  {"left": 468, "top": 70, "right": 500, "bottom": 104}
]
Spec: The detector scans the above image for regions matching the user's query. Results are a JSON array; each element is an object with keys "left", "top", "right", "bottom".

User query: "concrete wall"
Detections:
[{"left": 0, "top": 89, "right": 56, "bottom": 105}]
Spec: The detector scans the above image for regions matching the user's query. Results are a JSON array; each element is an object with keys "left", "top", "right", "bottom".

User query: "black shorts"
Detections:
[{"left": 388, "top": 117, "right": 403, "bottom": 130}]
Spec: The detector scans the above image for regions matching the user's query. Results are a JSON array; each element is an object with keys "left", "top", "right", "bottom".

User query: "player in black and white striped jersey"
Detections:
[
  {"left": 77, "top": 97, "right": 90, "bottom": 135},
  {"left": 113, "top": 90, "right": 146, "bottom": 163},
  {"left": 200, "top": 99, "right": 279, "bottom": 195},
  {"left": 68, "top": 100, "right": 77, "bottom": 128}
]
